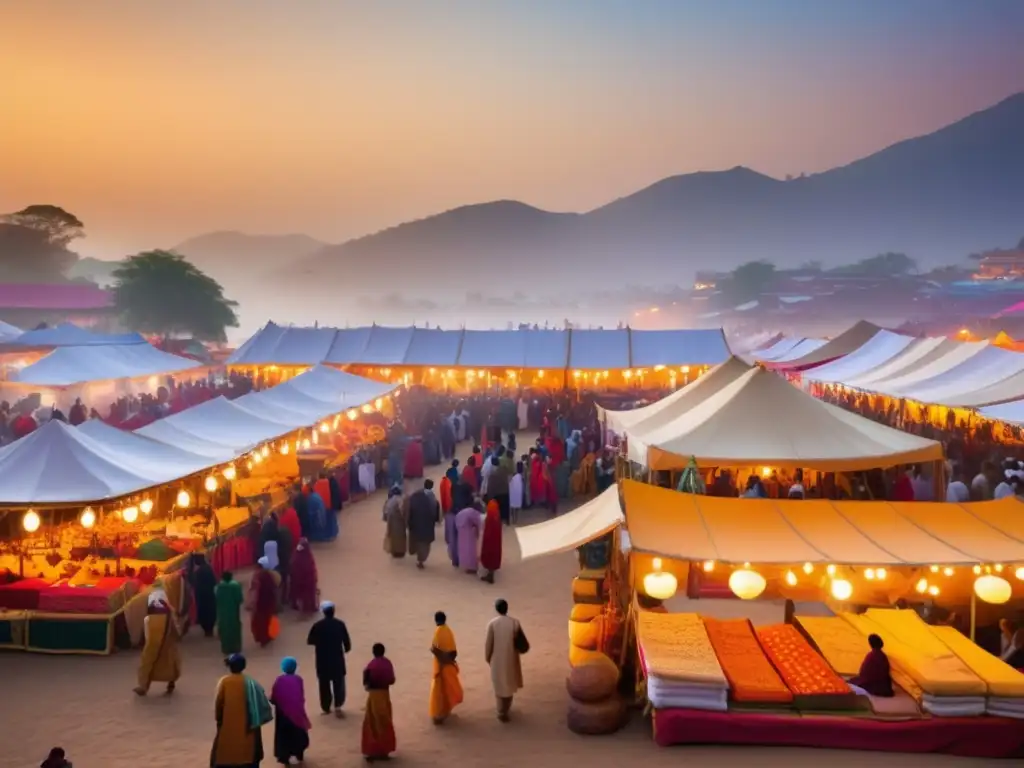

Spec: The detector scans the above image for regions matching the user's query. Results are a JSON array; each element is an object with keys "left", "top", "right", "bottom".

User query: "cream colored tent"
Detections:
[
  {"left": 514, "top": 484, "right": 623, "bottom": 560},
  {"left": 770, "top": 320, "right": 883, "bottom": 369},
  {"left": 598, "top": 356, "right": 751, "bottom": 434},
  {"left": 626, "top": 366, "right": 943, "bottom": 471},
  {"left": 845, "top": 339, "right": 986, "bottom": 392}
]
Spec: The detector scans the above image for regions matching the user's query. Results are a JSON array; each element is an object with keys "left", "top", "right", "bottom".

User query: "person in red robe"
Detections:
[
  {"left": 250, "top": 557, "right": 278, "bottom": 647},
  {"left": 289, "top": 538, "right": 319, "bottom": 614},
  {"left": 279, "top": 507, "right": 302, "bottom": 560},
  {"left": 849, "top": 633, "right": 894, "bottom": 697},
  {"left": 461, "top": 456, "right": 479, "bottom": 493},
  {"left": 440, "top": 464, "right": 457, "bottom": 514},
  {"left": 543, "top": 459, "right": 558, "bottom": 517},
  {"left": 529, "top": 451, "right": 546, "bottom": 506},
  {"left": 891, "top": 470, "right": 915, "bottom": 502},
  {"left": 479, "top": 499, "right": 502, "bottom": 584},
  {"left": 545, "top": 435, "right": 565, "bottom": 468}
]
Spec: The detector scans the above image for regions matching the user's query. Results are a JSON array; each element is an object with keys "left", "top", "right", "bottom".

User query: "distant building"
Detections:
[
  {"left": 973, "top": 248, "right": 1024, "bottom": 280},
  {"left": 0, "top": 282, "right": 118, "bottom": 329}
]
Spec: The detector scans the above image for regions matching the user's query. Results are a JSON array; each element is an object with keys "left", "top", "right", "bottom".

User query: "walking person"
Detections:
[
  {"left": 188, "top": 552, "right": 217, "bottom": 638},
  {"left": 428, "top": 611, "right": 463, "bottom": 724},
  {"left": 134, "top": 590, "right": 182, "bottom": 696},
  {"left": 479, "top": 499, "right": 503, "bottom": 584},
  {"left": 270, "top": 657, "right": 311, "bottom": 765},
  {"left": 307, "top": 601, "right": 352, "bottom": 718},
  {"left": 361, "top": 643, "right": 397, "bottom": 762},
  {"left": 407, "top": 479, "right": 441, "bottom": 569},
  {"left": 215, "top": 571, "right": 244, "bottom": 656},
  {"left": 383, "top": 485, "right": 408, "bottom": 559},
  {"left": 211, "top": 653, "right": 272, "bottom": 768},
  {"left": 485, "top": 598, "right": 526, "bottom": 722},
  {"left": 487, "top": 455, "right": 511, "bottom": 525},
  {"left": 509, "top": 461, "right": 524, "bottom": 524}
]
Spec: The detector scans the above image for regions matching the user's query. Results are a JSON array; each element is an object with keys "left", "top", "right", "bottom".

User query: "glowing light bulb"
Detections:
[
  {"left": 916, "top": 578, "right": 929, "bottom": 594},
  {"left": 785, "top": 570, "right": 798, "bottom": 587},
  {"left": 876, "top": 568, "right": 887, "bottom": 580},
  {"left": 280, "top": 442, "right": 290, "bottom": 455},
  {"left": 319, "top": 423, "right": 329, "bottom": 433},
  {"left": 864, "top": 568, "right": 875, "bottom": 580},
  {"left": 302, "top": 438, "right": 311, "bottom": 450},
  {"left": 928, "top": 585, "right": 940, "bottom": 597},
  {"left": 253, "top": 450, "right": 264, "bottom": 463},
  {"left": 261, "top": 444, "right": 270, "bottom": 457},
  {"left": 831, "top": 578, "right": 853, "bottom": 601},
  {"left": 930, "top": 565, "right": 939, "bottom": 573},
  {"left": 176, "top": 489, "right": 191, "bottom": 508},
  {"left": 347, "top": 409, "right": 357, "bottom": 420},
  {"left": 223, "top": 465, "right": 237, "bottom": 481},
  {"left": 826, "top": 564, "right": 836, "bottom": 576},
  {"left": 122, "top": 505, "right": 139, "bottom": 523},
  {"left": 943, "top": 567, "right": 954, "bottom": 577},
  {"left": 204, "top": 475, "right": 218, "bottom": 493},
  {"left": 140, "top": 498, "right": 154, "bottom": 515},
  {"left": 995, "top": 563, "right": 1004, "bottom": 573},
  {"left": 802, "top": 562, "right": 814, "bottom": 575},
  {"left": 375, "top": 398, "right": 383, "bottom": 410},
  {"left": 22, "top": 509, "right": 40, "bottom": 532},
  {"left": 80, "top": 507, "right": 96, "bottom": 529},
  {"left": 1016, "top": 567, "right": 1024, "bottom": 581},
  {"left": 702, "top": 560, "right": 715, "bottom": 573},
  {"left": 973, "top": 564, "right": 982, "bottom": 575}
]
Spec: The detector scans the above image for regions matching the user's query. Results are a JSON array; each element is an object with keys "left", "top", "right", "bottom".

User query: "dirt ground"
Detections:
[{"left": 0, "top": 437, "right": 988, "bottom": 768}]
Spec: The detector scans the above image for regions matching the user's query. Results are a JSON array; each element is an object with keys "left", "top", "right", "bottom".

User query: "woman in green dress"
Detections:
[{"left": 215, "top": 570, "right": 244, "bottom": 655}]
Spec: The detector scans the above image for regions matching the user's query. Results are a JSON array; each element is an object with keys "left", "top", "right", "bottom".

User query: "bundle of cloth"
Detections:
[
  {"left": 852, "top": 610, "right": 987, "bottom": 717},
  {"left": 930, "top": 624, "right": 1024, "bottom": 719},
  {"left": 636, "top": 611, "right": 728, "bottom": 711},
  {"left": 702, "top": 617, "right": 793, "bottom": 707}
]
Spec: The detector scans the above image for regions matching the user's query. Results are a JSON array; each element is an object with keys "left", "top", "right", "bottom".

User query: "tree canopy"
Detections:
[
  {"left": 722, "top": 260, "right": 776, "bottom": 303},
  {"left": 113, "top": 250, "right": 239, "bottom": 342},
  {"left": 833, "top": 252, "right": 917, "bottom": 277},
  {"left": 0, "top": 204, "right": 83, "bottom": 281}
]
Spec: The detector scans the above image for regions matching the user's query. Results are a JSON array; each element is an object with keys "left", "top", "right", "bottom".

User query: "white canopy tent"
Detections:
[
  {"left": 803, "top": 331, "right": 917, "bottom": 384},
  {"left": 514, "top": 484, "right": 624, "bottom": 560},
  {"left": 886, "top": 345, "right": 1024, "bottom": 405},
  {"left": 10, "top": 343, "right": 201, "bottom": 387},
  {"left": 846, "top": 341, "right": 989, "bottom": 399},
  {"left": 136, "top": 397, "right": 301, "bottom": 454}
]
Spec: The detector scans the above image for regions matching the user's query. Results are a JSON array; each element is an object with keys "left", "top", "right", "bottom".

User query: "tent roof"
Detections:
[
  {"left": 136, "top": 396, "right": 297, "bottom": 453},
  {"left": 843, "top": 337, "right": 953, "bottom": 389},
  {"left": 6, "top": 323, "right": 144, "bottom": 348},
  {"left": 628, "top": 366, "right": 943, "bottom": 471},
  {"left": 851, "top": 341, "right": 988, "bottom": 398},
  {"left": 456, "top": 330, "right": 526, "bottom": 368},
  {"left": 359, "top": 326, "right": 415, "bottom": 365},
  {"left": 400, "top": 328, "right": 463, "bottom": 366},
  {"left": 324, "top": 327, "right": 373, "bottom": 364},
  {"left": 77, "top": 419, "right": 234, "bottom": 470},
  {"left": 764, "top": 337, "right": 828, "bottom": 364},
  {"left": 0, "top": 320, "right": 21, "bottom": 340},
  {"left": 948, "top": 369, "right": 1024, "bottom": 408},
  {"left": 569, "top": 329, "right": 630, "bottom": 370},
  {"left": 622, "top": 479, "right": 1024, "bottom": 566},
  {"left": 629, "top": 329, "right": 730, "bottom": 367},
  {"left": 753, "top": 337, "right": 804, "bottom": 362},
  {"left": 803, "top": 331, "right": 917, "bottom": 384},
  {"left": 772, "top": 321, "right": 884, "bottom": 369},
  {"left": 889, "top": 345, "right": 1024, "bottom": 405},
  {"left": 599, "top": 357, "right": 751, "bottom": 434},
  {"left": 10, "top": 342, "right": 201, "bottom": 386},
  {"left": 514, "top": 485, "right": 624, "bottom": 560},
  {"left": 0, "top": 420, "right": 214, "bottom": 505}
]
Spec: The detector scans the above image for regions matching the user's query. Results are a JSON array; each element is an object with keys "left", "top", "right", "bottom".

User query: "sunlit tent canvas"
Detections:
[
  {"left": 845, "top": 340, "right": 987, "bottom": 393},
  {"left": 772, "top": 321, "right": 887, "bottom": 370},
  {"left": 626, "top": 366, "right": 943, "bottom": 471},
  {"left": 514, "top": 484, "right": 624, "bottom": 560},
  {"left": 4, "top": 322, "right": 144, "bottom": 348},
  {"left": 803, "top": 330, "right": 917, "bottom": 384},
  {"left": 10, "top": 342, "right": 201, "bottom": 387}
]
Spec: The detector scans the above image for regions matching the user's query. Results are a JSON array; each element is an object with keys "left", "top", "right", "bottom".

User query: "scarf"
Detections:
[
  {"left": 245, "top": 674, "right": 274, "bottom": 730},
  {"left": 271, "top": 673, "right": 311, "bottom": 730}
]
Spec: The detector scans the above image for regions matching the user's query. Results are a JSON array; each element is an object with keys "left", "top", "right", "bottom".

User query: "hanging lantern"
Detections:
[
  {"left": 802, "top": 562, "right": 814, "bottom": 575},
  {"left": 22, "top": 509, "right": 40, "bottom": 533},
  {"left": 784, "top": 570, "right": 798, "bottom": 587},
  {"left": 830, "top": 578, "right": 853, "bottom": 601},
  {"left": 702, "top": 560, "right": 715, "bottom": 573},
  {"left": 728, "top": 568, "right": 767, "bottom": 600},
  {"left": 176, "top": 489, "right": 192, "bottom": 508},
  {"left": 642, "top": 558, "right": 678, "bottom": 601},
  {"left": 1015, "top": 567, "right": 1024, "bottom": 581},
  {"left": 876, "top": 567, "right": 887, "bottom": 580},
  {"left": 864, "top": 568, "right": 876, "bottom": 580},
  {"left": 974, "top": 574, "right": 1012, "bottom": 605},
  {"left": 80, "top": 507, "right": 96, "bottom": 529},
  {"left": 122, "top": 505, "right": 139, "bottom": 523},
  {"left": 140, "top": 498, "right": 154, "bottom": 515},
  {"left": 222, "top": 465, "right": 237, "bottom": 481},
  {"left": 204, "top": 475, "right": 218, "bottom": 493}
]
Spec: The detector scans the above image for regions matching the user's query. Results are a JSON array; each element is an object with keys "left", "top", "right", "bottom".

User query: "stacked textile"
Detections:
[
  {"left": 756, "top": 624, "right": 857, "bottom": 710},
  {"left": 702, "top": 618, "right": 793, "bottom": 705},
  {"left": 931, "top": 625, "right": 1024, "bottom": 719},
  {"left": 854, "top": 610, "right": 986, "bottom": 717},
  {"left": 636, "top": 612, "right": 729, "bottom": 711}
]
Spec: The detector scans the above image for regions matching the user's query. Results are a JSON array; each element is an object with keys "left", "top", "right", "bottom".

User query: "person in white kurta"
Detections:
[
  {"left": 517, "top": 398, "right": 529, "bottom": 431},
  {"left": 508, "top": 467, "right": 524, "bottom": 524},
  {"left": 485, "top": 599, "right": 524, "bottom": 721}
]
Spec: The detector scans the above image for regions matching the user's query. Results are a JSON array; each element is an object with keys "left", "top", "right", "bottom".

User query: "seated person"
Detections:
[
  {"left": 1001, "top": 622, "right": 1024, "bottom": 669},
  {"left": 848, "top": 633, "right": 894, "bottom": 697}
]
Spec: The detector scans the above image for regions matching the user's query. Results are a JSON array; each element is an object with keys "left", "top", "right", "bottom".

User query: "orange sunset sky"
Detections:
[{"left": 2, "top": 1, "right": 1023, "bottom": 259}]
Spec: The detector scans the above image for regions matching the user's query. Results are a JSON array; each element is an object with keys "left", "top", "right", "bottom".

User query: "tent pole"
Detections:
[{"left": 970, "top": 590, "right": 977, "bottom": 642}]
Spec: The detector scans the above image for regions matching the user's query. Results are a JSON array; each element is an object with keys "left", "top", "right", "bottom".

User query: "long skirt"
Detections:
[
  {"left": 251, "top": 610, "right": 272, "bottom": 646},
  {"left": 362, "top": 689, "right": 396, "bottom": 758},
  {"left": 211, "top": 726, "right": 263, "bottom": 768},
  {"left": 274, "top": 709, "right": 310, "bottom": 763}
]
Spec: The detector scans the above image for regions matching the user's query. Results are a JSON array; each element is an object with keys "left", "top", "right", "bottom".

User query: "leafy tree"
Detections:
[
  {"left": 113, "top": 250, "right": 239, "bottom": 341},
  {"left": 0, "top": 223, "right": 79, "bottom": 281},
  {"left": 3, "top": 204, "right": 84, "bottom": 247},
  {"left": 834, "top": 252, "right": 917, "bottom": 276},
  {"left": 722, "top": 260, "right": 776, "bottom": 303}
]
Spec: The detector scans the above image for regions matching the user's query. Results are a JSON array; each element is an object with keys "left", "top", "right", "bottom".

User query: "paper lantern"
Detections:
[
  {"left": 204, "top": 475, "right": 218, "bottom": 493},
  {"left": 643, "top": 558, "right": 678, "bottom": 601},
  {"left": 1015, "top": 567, "right": 1024, "bottom": 581},
  {"left": 802, "top": 562, "right": 814, "bottom": 575},
  {"left": 80, "top": 507, "right": 96, "bottom": 529},
  {"left": 784, "top": 570, "right": 798, "bottom": 587},
  {"left": 830, "top": 578, "right": 853, "bottom": 601},
  {"left": 347, "top": 409, "right": 358, "bottom": 421},
  {"left": 140, "top": 498, "right": 154, "bottom": 515},
  {"left": 176, "top": 489, "right": 192, "bottom": 508},
  {"left": 975, "top": 574, "right": 1012, "bottom": 605},
  {"left": 22, "top": 509, "right": 40, "bottom": 532},
  {"left": 728, "top": 569, "right": 766, "bottom": 600}
]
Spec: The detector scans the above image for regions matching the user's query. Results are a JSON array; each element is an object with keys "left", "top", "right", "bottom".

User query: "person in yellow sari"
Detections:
[
  {"left": 134, "top": 589, "right": 182, "bottom": 696},
  {"left": 428, "top": 611, "right": 463, "bottom": 724}
]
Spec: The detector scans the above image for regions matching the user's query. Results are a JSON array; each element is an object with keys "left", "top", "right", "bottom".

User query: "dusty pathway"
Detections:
[{"left": 0, "top": 437, "right": 983, "bottom": 767}]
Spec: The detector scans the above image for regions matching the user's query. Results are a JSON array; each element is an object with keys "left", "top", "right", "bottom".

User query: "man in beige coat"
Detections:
[{"left": 485, "top": 598, "right": 524, "bottom": 721}]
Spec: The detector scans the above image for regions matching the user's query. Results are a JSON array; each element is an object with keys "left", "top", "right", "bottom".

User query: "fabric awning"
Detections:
[
  {"left": 10, "top": 342, "right": 201, "bottom": 386},
  {"left": 628, "top": 329, "right": 730, "bottom": 367},
  {"left": 514, "top": 484, "right": 623, "bottom": 560},
  {"left": 803, "top": 331, "right": 917, "bottom": 384},
  {"left": 848, "top": 340, "right": 987, "bottom": 396},
  {"left": 621, "top": 480, "right": 1024, "bottom": 566},
  {"left": 627, "top": 366, "right": 943, "bottom": 471},
  {"left": 771, "top": 321, "right": 883, "bottom": 369}
]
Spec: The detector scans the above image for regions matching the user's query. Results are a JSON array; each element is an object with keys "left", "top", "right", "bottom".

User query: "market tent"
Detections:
[
  {"left": 0, "top": 320, "right": 21, "bottom": 341},
  {"left": 136, "top": 396, "right": 297, "bottom": 453},
  {"left": 842, "top": 337, "right": 954, "bottom": 389},
  {"left": 889, "top": 344, "right": 1024, "bottom": 405},
  {"left": 77, "top": 419, "right": 234, "bottom": 472},
  {"left": 752, "top": 337, "right": 804, "bottom": 362},
  {"left": 10, "top": 342, "right": 201, "bottom": 386},
  {"left": 628, "top": 328, "right": 730, "bottom": 367},
  {"left": 945, "top": 369, "right": 1024, "bottom": 408},
  {"left": 225, "top": 322, "right": 289, "bottom": 365},
  {"left": 621, "top": 479, "right": 1024, "bottom": 566},
  {"left": 772, "top": 321, "right": 884, "bottom": 370},
  {"left": 357, "top": 326, "right": 414, "bottom": 365},
  {"left": 569, "top": 329, "right": 630, "bottom": 370},
  {"left": 627, "top": 366, "right": 943, "bottom": 471},
  {"left": 323, "top": 327, "right": 373, "bottom": 364},
  {"left": 764, "top": 337, "right": 829, "bottom": 365},
  {"left": 851, "top": 341, "right": 989, "bottom": 398},
  {"left": 515, "top": 484, "right": 623, "bottom": 560},
  {"left": 456, "top": 330, "right": 524, "bottom": 367},
  {"left": 599, "top": 356, "right": 751, "bottom": 434},
  {"left": 0, "top": 420, "right": 212, "bottom": 504},
  {"left": 803, "top": 330, "right": 917, "bottom": 384},
  {"left": 265, "top": 326, "right": 336, "bottom": 365},
  {"left": 524, "top": 329, "right": 570, "bottom": 369},
  {"left": 5, "top": 323, "right": 144, "bottom": 348},
  {"left": 402, "top": 328, "right": 463, "bottom": 366}
]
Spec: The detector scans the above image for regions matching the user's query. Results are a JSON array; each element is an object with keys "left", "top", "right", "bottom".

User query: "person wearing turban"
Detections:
[{"left": 134, "top": 589, "right": 182, "bottom": 696}]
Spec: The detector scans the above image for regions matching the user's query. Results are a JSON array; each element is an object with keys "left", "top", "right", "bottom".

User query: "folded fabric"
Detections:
[
  {"left": 929, "top": 625, "right": 1024, "bottom": 698},
  {"left": 756, "top": 623, "right": 851, "bottom": 696},
  {"left": 920, "top": 693, "right": 986, "bottom": 717},
  {"left": 987, "top": 701, "right": 1024, "bottom": 719},
  {"left": 794, "top": 615, "right": 868, "bottom": 677},
  {"left": 703, "top": 618, "right": 793, "bottom": 704},
  {"left": 840, "top": 613, "right": 923, "bottom": 702},
  {"left": 647, "top": 682, "right": 728, "bottom": 712},
  {"left": 636, "top": 612, "right": 727, "bottom": 687}
]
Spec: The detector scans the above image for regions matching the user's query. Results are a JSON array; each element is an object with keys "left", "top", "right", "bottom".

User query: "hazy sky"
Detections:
[{"left": 3, "top": 0, "right": 1023, "bottom": 259}]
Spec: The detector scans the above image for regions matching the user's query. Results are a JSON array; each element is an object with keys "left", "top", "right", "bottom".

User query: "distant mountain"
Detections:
[
  {"left": 286, "top": 91, "right": 1024, "bottom": 292},
  {"left": 174, "top": 231, "right": 327, "bottom": 283}
]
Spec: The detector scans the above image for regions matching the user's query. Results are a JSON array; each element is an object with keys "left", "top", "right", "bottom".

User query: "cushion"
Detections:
[{"left": 567, "top": 654, "right": 620, "bottom": 702}]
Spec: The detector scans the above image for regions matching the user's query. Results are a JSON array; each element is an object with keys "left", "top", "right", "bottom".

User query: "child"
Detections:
[{"left": 509, "top": 461, "right": 524, "bottom": 524}]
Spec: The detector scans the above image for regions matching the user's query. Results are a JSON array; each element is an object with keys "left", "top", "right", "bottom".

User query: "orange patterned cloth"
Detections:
[
  {"left": 756, "top": 624, "right": 851, "bottom": 696},
  {"left": 703, "top": 618, "right": 793, "bottom": 704}
]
